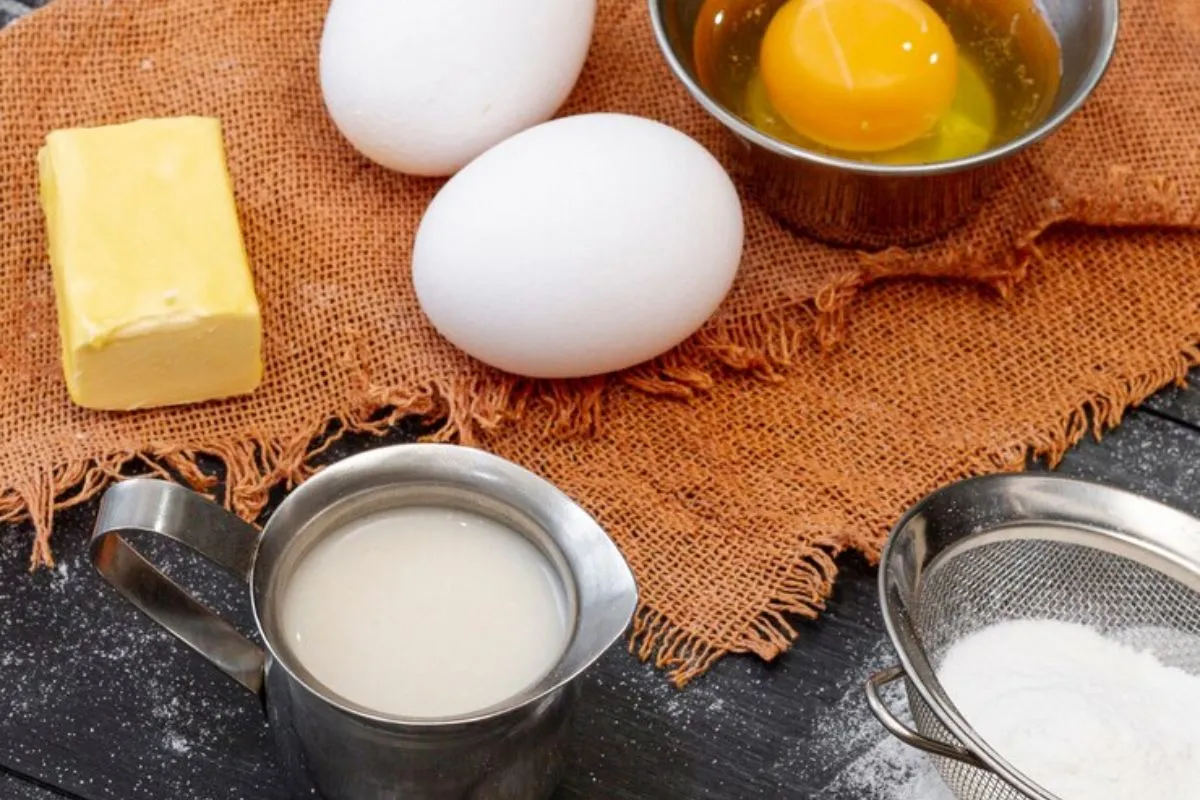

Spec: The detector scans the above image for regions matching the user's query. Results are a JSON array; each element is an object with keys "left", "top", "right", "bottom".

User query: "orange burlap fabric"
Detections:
[{"left": 1, "top": 0, "right": 1198, "bottom": 684}]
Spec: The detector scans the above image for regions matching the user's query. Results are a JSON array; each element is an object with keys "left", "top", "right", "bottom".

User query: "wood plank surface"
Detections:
[
  {"left": 1144, "top": 377, "right": 1200, "bottom": 429},
  {"left": 0, "top": 773, "right": 68, "bottom": 800},
  {"left": 1, "top": 399, "right": 1199, "bottom": 799}
]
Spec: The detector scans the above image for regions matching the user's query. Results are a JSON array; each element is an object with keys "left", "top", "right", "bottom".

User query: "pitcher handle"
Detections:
[{"left": 89, "top": 477, "right": 267, "bottom": 696}]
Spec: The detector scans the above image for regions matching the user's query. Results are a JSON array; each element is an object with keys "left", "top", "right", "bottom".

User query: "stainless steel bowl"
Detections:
[{"left": 649, "top": 0, "right": 1120, "bottom": 248}]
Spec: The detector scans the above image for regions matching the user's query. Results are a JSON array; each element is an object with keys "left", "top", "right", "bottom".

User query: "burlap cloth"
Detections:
[{"left": 1, "top": 0, "right": 1198, "bottom": 685}]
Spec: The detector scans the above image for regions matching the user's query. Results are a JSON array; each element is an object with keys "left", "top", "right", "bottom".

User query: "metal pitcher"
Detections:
[{"left": 89, "top": 443, "right": 639, "bottom": 800}]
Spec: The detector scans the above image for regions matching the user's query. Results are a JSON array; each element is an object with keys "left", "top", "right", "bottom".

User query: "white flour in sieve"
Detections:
[{"left": 938, "top": 619, "right": 1200, "bottom": 800}]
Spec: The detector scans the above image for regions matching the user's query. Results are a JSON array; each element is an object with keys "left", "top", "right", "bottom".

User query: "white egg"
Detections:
[
  {"left": 319, "top": 0, "right": 596, "bottom": 177},
  {"left": 412, "top": 113, "right": 744, "bottom": 379}
]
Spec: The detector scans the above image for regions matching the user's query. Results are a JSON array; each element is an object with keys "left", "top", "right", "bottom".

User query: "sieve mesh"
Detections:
[{"left": 902, "top": 529, "right": 1200, "bottom": 800}]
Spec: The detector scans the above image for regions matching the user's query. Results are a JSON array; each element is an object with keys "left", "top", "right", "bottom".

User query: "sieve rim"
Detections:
[{"left": 877, "top": 473, "right": 1200, "bottom": 800}]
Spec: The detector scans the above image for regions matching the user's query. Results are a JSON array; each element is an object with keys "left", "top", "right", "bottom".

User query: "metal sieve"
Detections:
[{"left": 865, "top": 474, "right": 1200, "bottom": 800}]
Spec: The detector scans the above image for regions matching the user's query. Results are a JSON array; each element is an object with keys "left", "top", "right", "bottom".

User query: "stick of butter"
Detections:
[{"left": 38, "top": 117, "right": 263, "bottom": 411}]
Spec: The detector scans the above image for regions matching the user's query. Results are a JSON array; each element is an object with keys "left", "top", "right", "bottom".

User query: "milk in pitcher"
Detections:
[{"left": 279, "top": 506, "right": 570, "bottom": 718}]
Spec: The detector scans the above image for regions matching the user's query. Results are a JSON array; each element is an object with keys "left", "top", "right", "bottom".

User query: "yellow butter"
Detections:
[{"left": 38, "top": 117, "right": 262, "bottom": 411}]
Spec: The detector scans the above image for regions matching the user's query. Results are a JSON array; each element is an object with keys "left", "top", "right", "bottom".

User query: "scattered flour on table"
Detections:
[
  {"left": 939, "top": 619, "right": 1200, "bottom": 800},
  {"left": 165, "top": 733, "right": 192, "bottom": 755},
  {"left": 821, "top": 735, "right": 955, "bottom": 800},
  {"left": 808, "top": 644, "right": 954, "bottom": 800}
]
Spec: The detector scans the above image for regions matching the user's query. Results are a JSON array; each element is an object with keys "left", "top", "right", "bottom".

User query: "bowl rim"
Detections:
[{"left": 647, "top": 0, "right": 1121, "bottom": 177}]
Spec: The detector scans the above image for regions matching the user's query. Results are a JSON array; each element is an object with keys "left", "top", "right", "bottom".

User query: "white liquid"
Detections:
[{"left": 279, "top": 506, "right": 570, "bottom": 718}]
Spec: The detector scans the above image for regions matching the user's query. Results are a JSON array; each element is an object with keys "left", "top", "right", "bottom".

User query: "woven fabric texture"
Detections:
[{"left": 0, "top": 0, "right": 1197, "bottom": 684}]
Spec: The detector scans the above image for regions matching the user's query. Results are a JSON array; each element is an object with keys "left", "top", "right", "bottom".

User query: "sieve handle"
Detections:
[
  {"left": 865, "top": 666, "right": 989, "bottom": 770},
  {"left": 89, "top": 478, "right": 267, "bottom": 696}
]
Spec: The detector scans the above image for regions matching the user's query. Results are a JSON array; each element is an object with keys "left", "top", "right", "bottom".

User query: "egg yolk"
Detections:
[{"left": 759, "top": 0, "right": 959, "bottom": 153}]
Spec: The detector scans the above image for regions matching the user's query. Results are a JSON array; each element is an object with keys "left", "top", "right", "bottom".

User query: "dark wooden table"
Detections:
[
  {"left": 2, "top": 369, "right": 1199, "bottom": 800},
  {"left": 7, "top": 5, "right": 1200, "bottom": 798}
]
